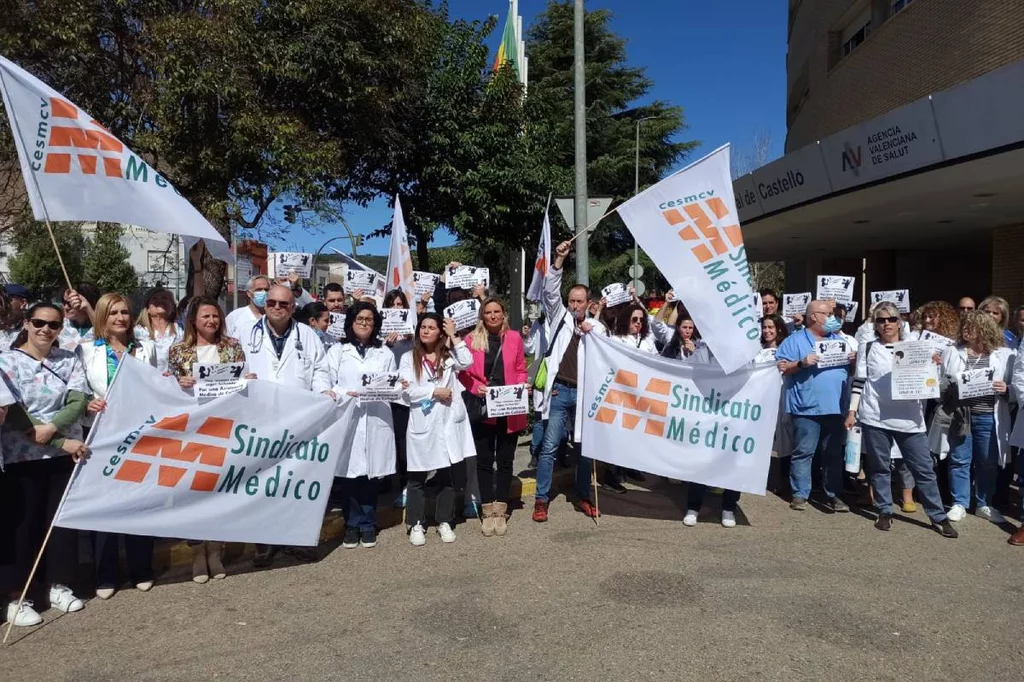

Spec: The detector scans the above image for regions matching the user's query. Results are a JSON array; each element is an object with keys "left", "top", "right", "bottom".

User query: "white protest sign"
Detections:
[
  {"left": 783, "top": 293, "right": 811, "bottom": 317},
  {"left": 871, "top": 289, "right": 911, "bottom": 314},
  {"left": 345, "top": 270, "right": 381, "bottom": 295},
  {"left": 814, "top": 339, "right": 852, "bottom": 369},
  {"left": 602, "top": 283, "right": 632, "bottom": 307},
  {"left": 919, "top": 330, "right": 954, "bottom": 352},
  {"left": 485, "top": 384, "right": 530, "bottom": 418},
  {"left": 326, "top": 312, "right": 346, "bottom": 340},
  {"left": 413, "top": 271, "right": 440, "bottom": 297},
  {"left": 957, "top": 368, "right": 996, "bottom": 399},
  {"left": 444, "top": 298, "right": 480, "bottom": 331},
  {"left": 754, "top": 347, "right": 777, "bottom": 364},
  {"left": 844, "top": 301, "right": 859, "bottom": 322},
  {"left": 581, "top": 333, "right": 781, "bottom": 495},
  {"left": 381, "top": 308, "right": 414, "bottom": 335},
  {"left": 890, "top": 341, "right": 940, "bottom": 400},
  {"left": 358, "top": 372, "right": 403, "bottom": 403},
  {"left": 53, "top": 356, "right": 355, "bottom": 546},
  {"left": 816, "top": 275, "right": 855, "bottom": 303},
  {"left": 445, "top": 265, "right": 490, "bottom": 290},
  {"left": 269, "top": 252, "right": 313, "bottom": 279},
  {"left": 194, "top": 362, "right": 247, "bottom": 399},
  {"left": 753, "top": 292, "right": 764, "bottom": 322}
]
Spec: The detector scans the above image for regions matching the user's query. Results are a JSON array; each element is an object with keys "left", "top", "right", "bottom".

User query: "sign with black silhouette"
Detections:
[
  {"left": 344, "top": 269, "right": 382, "bottom": 296},
  {"left": 445, "top": 265, "right": 490, "bottom": 290},
  {"left": 870, "top": 289, "right": 911, "bottom": 314},
  {"left": 957, "top": 368, "right": 996, "bottom": 400},
  {"left": 381, "top": 308, "right": 414, "bottom": 335},
  {"left": 601, "top": 283, "right": 632, "bottom": 307},
  {"left": 268, "top": 251, "right": 313, "bottom": 279},
  {"left": 326, "top": 312, "right": 346, "bottom": 340},
  {"left": 485, "top": 383, "right": 530, "bottom": 418},
  {"left": 814, "top": 339, "right": 851, "bottom": 369},
  {"left": 890, "top": 340, "right": 940, "bottom": 400},
  {"left": 919, "top": 329, "right": 953, "bottom": 352},
  {"left": 783, "top": 292, "right": 811, "bottom": 317},
  {"left": 444, "top": 298, "right": 480, "bottom": 332},
  {"left": 413, "top": 271, "right": 440, "bottom": 297},
  {"left": 193, "top": 362, "right": 247, "bottom": 399},
  {"left": 357, "top": 372, "right": 403, "bottom": 403},
  {"left": 815, "top": 275, "right": 855, "bottom": 304}
]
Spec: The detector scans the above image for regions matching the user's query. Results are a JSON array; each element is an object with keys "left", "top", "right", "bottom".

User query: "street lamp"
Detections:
[{"left": 633, "top": 116, "right": 664, "bottom": 293}]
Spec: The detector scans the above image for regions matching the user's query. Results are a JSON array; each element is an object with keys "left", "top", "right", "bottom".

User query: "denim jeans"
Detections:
[
  {"left": 789, "top": 414, "right": 845, "bottom": 500},
  {"left": 687, "top": 484, "right": 740, "bottom": 513},
  {"left": 862, "top": 425, "right": 946, "bottom": 522},
  {"left": 536, "top": 383, "right": 592, "bottom": 503},
  {"left": 339, "top": 476, "right": 377, "bottom": 531},
  {"left": 948, "top": 411, "right": 1000, "bottom": 509},
  {"left": 531, "top": 416, "right": 546, "bottom": 457}
]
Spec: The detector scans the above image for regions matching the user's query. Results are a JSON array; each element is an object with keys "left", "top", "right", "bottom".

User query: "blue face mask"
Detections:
[
  {"left": 252, "top": 290, "right": 268, "bottom": 308},
  {"left": 823, "top": 315, "right": 842, "bottom": 334}
]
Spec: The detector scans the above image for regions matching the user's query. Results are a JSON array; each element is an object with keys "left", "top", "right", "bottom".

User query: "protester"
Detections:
[
  {"left": 323, "top": 302, "right": 397, "bottom": 549},
  {"left": 1013, "top": 306, "right": 1024, "bottom": 343},
  {"left": 846, "top": 302, "right": 957, "bottom": 537},
  {"left": 760, "top": 288, "right": 779, "bottom": 318},
  {"left": 383, "top": 289, "right": 414, "bottom": 508},
  {"left": 776, "top": 300, "right": 856, "bottom": 512},
  {"left": 4, "top": 283, "right": 30, "bottom": 322},
  {"left": 524, "top": 313, "right": 550, "bottom": 467},
  {"left": 660, "top": 303, "right": 703, "bottom": 360},
  {"left": 134, "top": 288, "right": 183, "bottom": 373},
  {"left": 0, "top": 290, "right": 19, "bottom": 349},
  {"left": 0, "top": 302, "right": 90, "bottom": 627},
  {"left": 399, "top": 313, "right": 474, "bottom": 545},
  {"left": 940, "top": 311, "right": 1014, "bottom": 523},
  {"left": 59, "top": 283, "right": 101, "bottom": 351},
  {"left": 958, "top": 297, "right": 976, "bottom": 316},
  {"left": 225, "top": 274, "right": 271, "bottom": 340},
  {"left": 274, "top": 271, "right": 315, "bottom": 307},
  {"left": 460, "top": 298, "right": 528, "bottom": 536},
  {"left": 297, "top": 301, "right": 334, "bottom": 349},
  {"left": 322, "top": 282, "right": 346, "bottom": 314},
  {"left": 978, "top": 295, "right": 1016, "bottom": 347}
]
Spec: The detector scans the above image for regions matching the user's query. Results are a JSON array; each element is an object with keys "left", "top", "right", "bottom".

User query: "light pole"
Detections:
[{"left": 632, "top": 116, "right": 662, "bottom": 293}]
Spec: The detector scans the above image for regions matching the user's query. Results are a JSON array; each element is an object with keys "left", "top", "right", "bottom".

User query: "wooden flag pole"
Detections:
[
  {"left": 591, "top": 460, "right": 600, "bottom": 527},
  {"left": 43, "top": 217, "right": 74, "bottom": 291},
  {"left": 565, "top": 205, "right": 619, "bottom": 245}
]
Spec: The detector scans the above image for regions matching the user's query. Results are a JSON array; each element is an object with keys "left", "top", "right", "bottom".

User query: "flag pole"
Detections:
[
  {"left": 565, "top": 205, "right": 619, "bottom": 245},
  {"left": 591, "top": 460, "right": 601, "bottom": 527}
]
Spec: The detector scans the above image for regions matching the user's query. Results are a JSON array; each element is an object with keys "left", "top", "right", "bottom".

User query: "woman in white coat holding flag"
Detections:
[
  {"left": 399, "top": 312, "right": 475, "bottom": 546},
  {"left": 324, "top": 301, "right": 398, "bottom": 550}
]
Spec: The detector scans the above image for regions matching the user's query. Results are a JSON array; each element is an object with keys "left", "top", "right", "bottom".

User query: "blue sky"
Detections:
[{"left": 270, "top": 0, "right": 786, "bottom": 257}]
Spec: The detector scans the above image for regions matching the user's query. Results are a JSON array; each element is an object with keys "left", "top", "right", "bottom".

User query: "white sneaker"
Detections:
[
  {"left": 721, "top": 511, "right": 737, "bottom": 528},
  {"left": 437, "top": 522, "right": 457, "bottom": 544},
  {"left": 5, "top": 600, "right": 42, "bottom": 627},
  {"left": 48, "top": 585, "right": 84, "bottom": 613},
  {"left": 682, "top": 510, "right": 698, "bottom": 527},
  {"left": 409, "top": 523, "right": 426, "bottom": 547},
  {"left": 947, "top": 504, "right": 967, "bottom": 522},
  {"left": 135, "top": 581, "right": 154, "bottom": 592},
  {"left": 976, "top": 506, "right": 1006, "bottom": 524},
  {"left": 95, "top": 587, "right": 115, "bottom": 600}
]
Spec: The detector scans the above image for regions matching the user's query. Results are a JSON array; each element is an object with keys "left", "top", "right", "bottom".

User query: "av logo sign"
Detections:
[
  {"left": 594, "top": 369, "right": 671, "bottom": 437},
  {"left": 114, "top": 414, "right": 233, "bottom": 492},
  {"left": 661, "top": 197, "right": 744, "bottom": 265},
  {"left": 841, "top": 142, "right": 862, "bottom": 174},
  {"left": 43, "top": 97, "right": 123, "bottom": 177}
]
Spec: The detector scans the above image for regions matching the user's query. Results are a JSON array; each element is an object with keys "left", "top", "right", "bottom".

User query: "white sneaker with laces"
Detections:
[
  {"left": 6, "top": 600, "right": 42, "bottom": 627},
  {"left": 947, "top": 504, "right": 967, "bottom": 522},
  {"left": 437, "top": 522, "right": 457, "bottom": 543},
  {"left": 48, "top": 584, "right": 84, "bottom": 613},
  {"left": 721, "top": 511, "right": 737, "bottom": 528},
  {"left": 409, "top": 523, "right": 426, "bottom": 547},
  {"left": 682, "top": 510, "right": 698, "bottom": 527},
  {"left": 976, "top": 505, "right": 1006, "bottom": 524}
]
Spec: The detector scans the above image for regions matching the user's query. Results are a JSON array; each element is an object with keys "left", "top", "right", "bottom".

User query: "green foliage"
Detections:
[
  {"left": 8, "top": 223, "right": 85, "bottom": 299},
  {"left": 83, "top": 223, "right": 138, "bottom": 295}
]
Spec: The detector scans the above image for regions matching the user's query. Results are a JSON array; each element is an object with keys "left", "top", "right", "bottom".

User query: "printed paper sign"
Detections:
[
  {"left": 919, "top": 330, "right": 954, "bottom": 351},
  {"left": 445, "top": 265, "right": 490, "bottom": 290},
  {"left": 345, "top": 270, "right": 381, "bottom": 295},
  {"left": 783, "top": 293, "right": 811, "bottom": 317},
  {"left": 193, "top": 362, "right": 247, "bottom": 399},
  {"left": 753, "top": 292, "right": 764, "bottom": 322},
  {"left": 358, "top": 372, "right": 403, "bottom": 403},
  {"left": 890, "top": 341, "right": 940, "bottom": 400},
  {"left": 602, "top": 283, "right": 632, "bottom": 307},
  {"left": 844, "top": 301, "right": 859, "bottom": 322},
  {"left": 485, "top": 384, "right": 530, "bottom": 418},
  {"left": 957, "top": 368, "right": 996, "bottom": 399},
  {"left": 326, "top": 312, "right": 346, "bottom": 340},
  {"left": 413, "top": 271, "right": 440, "bottom": 297},
  {"left": 444, "top": 298, "right": 480, "bottom": 331},
  {"left": 814, "top": 339, "right": 851, "bottom": 369},
  {"left": 269, "top": 252, "right": 313, "bottom": 279},
  {"left": 816, "top": 275, "right": 855, "bottom": 303},
  {"left": 381, "top": 308, "right": 414, "bottom": 335},
  {"left": 754, "top": 348, "right": 777, "bottom": 364},
  {"left": 871, "top": 289, "right": 911, "bottom": 313}
]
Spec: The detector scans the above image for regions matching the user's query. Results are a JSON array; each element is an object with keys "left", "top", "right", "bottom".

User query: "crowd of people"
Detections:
[{"left": 2, "top": 241, "right": 1023, "bottom": 629}]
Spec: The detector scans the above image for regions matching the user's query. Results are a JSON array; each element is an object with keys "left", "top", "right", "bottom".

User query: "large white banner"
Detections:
[
  {"left": 54, "top": 357, "right": 356, "bottom": 546},
  {"left": 526, "top": 206, "right": 551, "bottom": 302},
  {"left": 582, "top": 334, "right": 781, "bottom": 495},
  {"left": 616, "top": 144, "right": 759, "bottom": 373},
  {"left": 0, "top": 56, "right": 230, "bottom": 261}
]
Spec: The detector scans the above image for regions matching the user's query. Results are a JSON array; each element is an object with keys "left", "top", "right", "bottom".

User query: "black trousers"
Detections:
[
  {"left": 391, "top": 404, "right": 410, "bottom": 485},
  {"left": 94, "top": 532, "right": 154, "bottom": 588},
  {"left": 406, "top": 464, "right": 466, "bottom": 528},
  {"left": 0, "top": 457, "right": 79, "bottom": 596},
  {"left": 473, "top": 419, "right": 518, "bottom": 504}
]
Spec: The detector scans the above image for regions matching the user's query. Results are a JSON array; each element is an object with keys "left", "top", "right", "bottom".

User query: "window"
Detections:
[
  {"left": 840, "top": 19, "right": 871, "bottom": 58},
  {"left": 892, "top": 0, "right": 914, "bottom": 14}
]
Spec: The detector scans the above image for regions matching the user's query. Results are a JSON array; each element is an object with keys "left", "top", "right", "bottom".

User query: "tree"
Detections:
[
  {"left": 83, "top": 223, "right": 138, "bottom": 295},
  {"left": 7, "top": 221, "right": 86, "bottom": 297}
]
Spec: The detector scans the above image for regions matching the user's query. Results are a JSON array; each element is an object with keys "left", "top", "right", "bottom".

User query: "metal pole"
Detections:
[
  {"left": 231, "top": 229, "right": 239, "bottom": 312},
  {"left": 573, "top": 0, "right": 588, "bottom": 285},
  {"left": 633, "top": 119, "right": 640, "bottom": 291}
]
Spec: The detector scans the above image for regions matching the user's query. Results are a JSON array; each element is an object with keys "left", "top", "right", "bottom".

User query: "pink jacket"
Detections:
[{"left": 459, "top": 330, "right": 529, "bottom": 433}]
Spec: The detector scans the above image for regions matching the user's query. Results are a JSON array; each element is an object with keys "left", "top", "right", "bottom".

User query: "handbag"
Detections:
[
  {"left": 532, "top": 317, "right": 567, "bottom": 391},
  {"left": 463, "top": 337, "right": 504, "bottom": 422}
]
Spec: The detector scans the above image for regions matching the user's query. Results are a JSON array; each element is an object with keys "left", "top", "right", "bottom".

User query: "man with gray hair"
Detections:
[{"left": 225, "top": 274, "right": 271, "bottom": 341}]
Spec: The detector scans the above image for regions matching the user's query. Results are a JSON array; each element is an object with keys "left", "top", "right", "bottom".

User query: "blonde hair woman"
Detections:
[
  {"left": 978, "top": 295, "right": 1016, "bottom": 347},
  {"left": 135, "top": 288, "right": 182, "bottom": 372}
]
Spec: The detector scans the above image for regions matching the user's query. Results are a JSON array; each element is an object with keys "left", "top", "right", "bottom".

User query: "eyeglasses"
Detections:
[
  {"left": 264, "top": 299, "right": 291, "bottom": 309},
  {"left": 29, "top": 318, "right": 62, "bottom": 331},
  {"left": 874, "top": 316, "right": 899, "bottom": 324},
  {"left": 354, "top": 316, "right": 375, "bottom": 325}
]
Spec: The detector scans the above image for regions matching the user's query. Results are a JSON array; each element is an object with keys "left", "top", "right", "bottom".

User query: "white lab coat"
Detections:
[
  {"left": 940, "top": 345, "right": 1015, "bottom": 466},
  {"left": 526, "top": 319, "right": 550, "bottom": 414},
  {"left": 326, "top": 342, "right": 397, "bottom": 479},
  {"left": 398, "top": 341, "right": 475, "bottom": 472},
  {"left": 79, "top": 338, "right": 157, "bottom": 427},
  {"left": 242, "top": 316, "right": 330, "bottom": 392},
  {"left": 225, "top": 305, "right": 261, "bottom": 342}
]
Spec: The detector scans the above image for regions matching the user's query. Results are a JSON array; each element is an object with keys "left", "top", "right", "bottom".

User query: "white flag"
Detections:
[
  {"left": 617, "top": 144, "right": 759, "bottom": 373},
  {"left": 386, "top": 195, "right": 417, "bottom": 324},
  {"left": 527, "top": 205, "right": 551, "bottom": 301},
  {"left": 581, "top": 333, "right": 780, "bottom": 495},
  {"left": 0, "top": 56, "right": 230, "bottom": 261},
  {"left": 54, "top": 356, "right": 356, "bottom": 546}
]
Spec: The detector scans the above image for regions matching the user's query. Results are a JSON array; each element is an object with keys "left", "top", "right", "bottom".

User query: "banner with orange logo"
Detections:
[
  {"left": 386, "top": 195, "right": 417, "bottom": 325},
  {"left": 616, "top": 144, "right": 760, "bottom": 373},
  {"left": 0, "top": 57, "right": 230, "bottom": 261},
  {"left": 581, "top": 334, "right": 781, "bottom": 495},
  {"left": 54, "top": 356, "right": 357, "bottom": 546}
]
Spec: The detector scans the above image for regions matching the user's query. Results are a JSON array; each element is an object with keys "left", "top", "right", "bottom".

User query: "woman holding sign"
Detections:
[
  {"left": 459, "top": 298, "right": 528, "bottom": 537},
  {"left": 399, "top": 312, "right": 474, "bottom": 546},
  {"left": 323, "top": 302, "right": 398, "bottom": 550},
  {"left": 167, "top": 296, "right": 247, "bottom": 583}
]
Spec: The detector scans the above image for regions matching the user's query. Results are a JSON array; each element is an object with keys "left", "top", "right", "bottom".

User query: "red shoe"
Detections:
[
  {"left": 573, "top": 499, "right": 600, "bottom": 518},
  {"left": 532, "top": 500, "right": 549, "bottom": 522}
]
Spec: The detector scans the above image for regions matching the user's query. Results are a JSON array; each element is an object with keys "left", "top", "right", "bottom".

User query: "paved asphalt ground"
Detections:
[{"left": 3, "top": 443, "right": 1024, "bottom": 681}]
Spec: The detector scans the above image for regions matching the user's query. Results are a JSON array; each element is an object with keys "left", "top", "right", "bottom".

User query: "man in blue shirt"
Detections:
[{"left": 776, "top": 299, "right": 856, "bottom": 512}]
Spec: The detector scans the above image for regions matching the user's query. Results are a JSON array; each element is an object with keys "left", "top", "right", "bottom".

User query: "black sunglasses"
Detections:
[
  {"left": 874, "top": 316, "right": 899, "bottom": 324},
  {"left": 264, "top": 299, "right": 292, "bottom": 309},
  {"left": 630, "top": 316, "right": 644, "bottom": 323},
  {"left": 29, "top": 318, "right": 62, "bottom": 331}
]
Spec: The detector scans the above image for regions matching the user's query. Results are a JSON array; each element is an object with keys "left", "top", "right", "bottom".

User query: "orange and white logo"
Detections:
[
  {"left": 593, "top": 369, "right": 671, "bottom": 437},
  {"left": 661, "top": 196, "right": 743, "bottom": 265},
  {"left": 113, "top": 413, "right": 232, "bottom": 492},
  {"left": 43, "top": 97, "right": 123, "bottom": 177}
]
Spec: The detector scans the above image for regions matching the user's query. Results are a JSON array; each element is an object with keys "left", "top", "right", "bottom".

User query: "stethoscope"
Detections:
[{"left": 248, "top": 318, "right": 304, "bottom": 357}]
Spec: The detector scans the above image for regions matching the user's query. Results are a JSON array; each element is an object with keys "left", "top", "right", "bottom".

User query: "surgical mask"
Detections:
[
  {"left": 252, "top": 290, "right": 268, "bottom": 308},
  {"left": 823, "top": 315, "right": 842, "bottom": 334}
]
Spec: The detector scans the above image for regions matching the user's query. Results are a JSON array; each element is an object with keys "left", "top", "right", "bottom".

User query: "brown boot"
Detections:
[
  {"left": 191, "top": 543, "right": 209, "bottom": 584},
  {"left": 207, "top": 542, "right": 227, "bottom": 579},
  {"left": 480, "top": 502, "right": 497, "bottom": 537},
  {"left": 493, "top": 502, "right": 508, "bottom": 536},
  {"left": 1009, "top": 525, "right": 1024, "bottom": 546}
]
